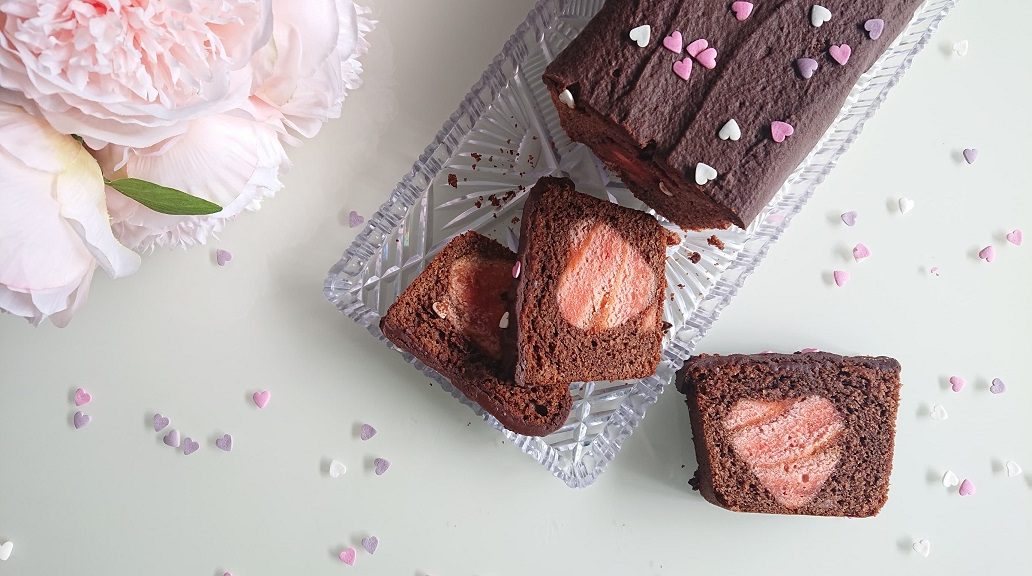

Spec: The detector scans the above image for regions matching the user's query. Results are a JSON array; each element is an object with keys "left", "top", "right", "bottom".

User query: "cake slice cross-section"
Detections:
[
  {"left": 380, "top": 231, "right": 572, "bottom": 437},
  {"left": 676, "top": 352, "right": 902, "bottom": 517}
]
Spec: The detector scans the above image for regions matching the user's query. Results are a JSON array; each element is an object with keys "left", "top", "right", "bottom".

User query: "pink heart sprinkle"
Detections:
[
  {"left": 958, "top": 479, "right": 976, "bottom": 496},
  {"left": 686, "top": 38, "right": 709, "bottom": 58},
  {"left": 672, "top": 57, "right": 693, "bottom": 81},
  {"left": 930, "top": 266, "right": 941, "bottom": 277},
  {"left": 348, "top": 210, "right": 365, "bottom": 229},
  {"left": 663, "top": 30, "right": 683, "bottom": 54},
  {"left": 374, "top": 457, "right": 391, "bottom": 476},
  {"left": 252, "top": 390, "right": 271, "bottom": 409},
  {"left": 795, "top": 58, "right": 819, "bottom": 79},
  {"left": 215, "top": 249, "right": 233, "bottom": 267},
  {"left": 864, "top": 18, "right": 885, "bottom": 40},
  {"left": 731, "top": 1, "right": 754, "bottom": 21},
  {"left": 361, "top": 536, "right": 379, "bottom": 555},
  {"left": 990, "top": 378, "right": 1006, "bottom": 394},
  {"left": 339, "top": 547, "right": 357, "bottom": 565},
  {"left": 512, "top": 261, "right": 521, "bottom": 279},
  {"left": 949, "top": 376, "right": 966, "bottom": 392},
  {"left": 74, "top": 387, "right": 92, "bottom": 406},
  {"left": 833, "top": 270, "right": 850, "bottom": 287},
  {"left": 771, "top": 121, "right": 795, "bottom": 143},
  {"left": 962, "top": 148, "right": 978, "bottom": 164},
  {"left": 800, "top": 348, "right": 820, "bottom": 354},
  {"left": 841, "top": 211, "right": 857, "bottom": 226},
  {"left": 978, "top": 246, "right": 996, "bottom": 263},
  {"left": 829, "top": 43, "right": 852, "bottom": 65},
  {"left": 360, "top": 424, "right": 377, "bottom": 441},
  {"left": 852, "top": 243, "right": 871, "bottom": 262},
  {"left": 1006, "top": 229, "right": 1023, "bottom": 246},
  {"left": 695, "top": 47, "right": 718, "bottom": 69}
]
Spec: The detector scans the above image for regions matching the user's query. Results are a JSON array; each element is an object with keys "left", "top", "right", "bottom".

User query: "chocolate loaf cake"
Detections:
[
  {"left": 544, "top": 0, "right": 923, "bottom": 230},
  {"left": 380, "top": 231, "right": 572, "bottom": 437},
  {"left": 676, "top": 352, "right": 901, "bottom": 517},
  {"left": 512, "top": 177, "right": 678, "bottom": 387}
]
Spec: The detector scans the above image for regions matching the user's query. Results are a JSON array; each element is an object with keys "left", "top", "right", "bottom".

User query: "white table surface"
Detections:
[{"left": 1, "top": 1, "right": 1029, "bottom": 574}]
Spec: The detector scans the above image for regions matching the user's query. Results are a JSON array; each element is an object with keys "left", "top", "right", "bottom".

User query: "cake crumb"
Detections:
[
  {"left": 689, "top": 252, "right": 702, "bottom": 264},
  {"left": 447, "top": 174, "right": 458, "bottom": 188},
  {"left": 471, "top": 152, "right": 482, "bottom": 162},
  {"left": 707, "top": 235, "right": 725, "bottom": 250}
]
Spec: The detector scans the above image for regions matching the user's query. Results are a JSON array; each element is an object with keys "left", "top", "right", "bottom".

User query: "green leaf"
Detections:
[{"left": 106, "top": 178, "right": 222, "bottom": 216}]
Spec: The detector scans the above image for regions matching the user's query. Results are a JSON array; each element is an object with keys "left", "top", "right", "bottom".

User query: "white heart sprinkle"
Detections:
[
  {"left": 953, "top": 40, "right": 969, "bottom": 57},
  {"left": 659, "top": 182, "right": 673, "bottom": 197},
  {"left": 558, "top": 89, "right": 575, "bottom": 110},
  {"left": 1006, "top": 460, "right": 1023, "bottom": 478},
  {"left": 629, "top": 25, "right": 652, "bottom": 48},
  {"left": 912, "top": 539, "right": 931, "bottom": 558},
  {"left": 329, "top": 460, "right": 347, "bottom": 479},
  {"left": 898, "top": 197, "right": 915, "bottom": 214},
  {"left": 718, "top": 119, "right": 742, "bottom": 141},
  {"left": 930, "top": 404, "right": 948, "bottom": 421},
  {"left": 498, "top": 311, "right": 510, "bottom": 329},
  {"left": 695, "top": 163, "right": 718, "bottom": 186},
  {"left": 942, "top": 470, "right": 960, "bottom": 488},
  {"left": 0, "top": 541, "right": 11, "bottom": 561},
  {"left": 810, "top": 5, "right": 832, "bottom": 27}
]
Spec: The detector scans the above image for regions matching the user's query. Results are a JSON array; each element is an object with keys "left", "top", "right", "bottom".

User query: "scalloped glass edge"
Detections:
[{"left": 325, "top": 0, "right": 957, "bottom": 488}]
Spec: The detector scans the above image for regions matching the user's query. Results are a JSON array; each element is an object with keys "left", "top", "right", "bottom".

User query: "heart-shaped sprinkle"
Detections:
[
  {"left": 962, "top": 148, "right": 978, "bottom": 164},
  {"left": 660, "top": 182, "right": 675, "bottom": 197},
  {"left": 771, "top": 121, "right": 794, "bottom": 143},
  {"left": 360, "top": 424, "right": 377, "bottom": 441},
  {"left": 958, "top": 478, "right": 976, "bottom": 496},
  {"left": 374, "top": 457, "right": 391, "bottom": 476},
  {"left": 829, "top": 43, "right": 851, "bottom": 65},
  {"left": 498, "top": 311, "right": 510, "bottom": 329},
  {"left": 163, "top": 429, "right": 181, "bottom": 448},
  {"left": 978, "top": 246, "right": 996, "bottom": 263},
  {"left": 949, "top": 376, "right": 966, "bottom": 392},
  {"left": 673, "top": 57, "right": 693, "bottom": 81},
  {"left": 942, "top": 470, "right": 960, "bottom": 488},
  {"left": 339, "top": 547, "right": 357, "bottom": 565},
  {"left": 663, "top": 30, "right": 683, "bottom": 54},
  {"left": 800, "top": 348, "right": 820, "bottom": 353},
  {"left": 898, "top": 197, "right": 915, "bottom": 214},
  {"left": 990, "top": 378, "right": 1006, "bottom": 394},
  {"left": 913, "top": 539, "right": 931, "bottom": 558},
  {"left": 930, "top": 266, "right": 941, "bottom": 276},
  {"left": 1006, "top": 460, "right": 1023, "bottom": 477},
  {"left": 431, "top": 301, "right": 448, "bottom": 319},
  {"left": 731, "top": 1, "right": 754, "bottom": 21},
  {"left": 361, "top": 536, "right": 378, "bottom": 554},
  {"left": 0, "top": 541, "right": 12, "bottom": 562},
  {"left": 810, "top": 5, "right": 832, "bottom": 27},
  {"left": 215, "top": 434, "right": 233, "bottom": 452},
  {"left": 558, "top": 89, "right": 575, "bottom": 110},
  {"left": 215, "top": 249, "right": 233, "bottom": 267},
  {"left": 347, "top": 210, "right": 365, "bottom": 228},
  {"left": 1007, "top": 229, "right": 1023, "bottom": 246},
  {"left": 852, "top": 243, "right": 871, "bottom": 262},
  {"left": 153, "top": 413, "right": 170, "bottom": 432},
  {"left": 864, "top": 18, "right": 885, "bottom": 40},
  {"left": 512, "top": 261, "right": 522, "bottom": 279},
  {"left": 930, "top": 404, "right": 949, "bottom": 421},
  {"left": 840, "top": 211, "right": 857, "bottom": 226},
  {"left": 833, "top": 270, "right": 850, "bottom": 287},
  {"left": 73, "top": 411, "right": 91, "bottom": 429},
  {"left": 182, "top": 437, "right": 199, "bottom": 455},
  {"left": 252, "top": 390, "right": 271, "bottom": 409},
  {"left": 686, "top": 38, "right": 709, "bottom": 58},
  {"left": 695, "top": 47, "right": 718, "bottom": 69},
  {"left": 329, "top": 459, "right": 347, "bottom": 479},
  {"left": 796, "top": 57, "right": 819, "bottom": 79},
  {"left": 74, "top": 387, "right": 92, "bottom": 406},
  {"left": 695, "top": 163, "right": 718, "bottom": 185},
  {"left": 953, "top": 40, "right": 969, "bottom": 57},
  {"left": 629, "top": 25, "right": 651, "bottom": 48},
  {"left": 718, "top": 119, "right": 742, "bottom": 141}
]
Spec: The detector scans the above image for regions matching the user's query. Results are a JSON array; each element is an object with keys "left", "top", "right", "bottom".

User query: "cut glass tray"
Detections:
[{"left": 325, "top": 0, "right": 956, "bottom": 487}]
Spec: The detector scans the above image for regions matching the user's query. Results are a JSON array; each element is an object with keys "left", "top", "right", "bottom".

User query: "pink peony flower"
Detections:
[
  {"left": 0, "top": 0, "right": 273, "bottom": 148},
  {"left": 0, "top": 103, "right": 140, "bottom": 326}
]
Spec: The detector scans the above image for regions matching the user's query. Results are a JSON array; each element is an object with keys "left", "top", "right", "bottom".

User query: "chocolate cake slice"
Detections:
[
  {"left": 512, "top": 177, "right": 678, "bottom": 387},
  {"left": 676, "top": 352, "right": 901, "bottom": 517},
  {"left": 544, "top": 0, "right": 923, "bottom": 230},
  {"left": 380, "top": 231, "right": 572, "bottom": 437}
]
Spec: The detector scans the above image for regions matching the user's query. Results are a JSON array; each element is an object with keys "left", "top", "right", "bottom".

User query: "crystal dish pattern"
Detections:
[{"left": 325, "top": 0, "right": 956, "bottom": 487}]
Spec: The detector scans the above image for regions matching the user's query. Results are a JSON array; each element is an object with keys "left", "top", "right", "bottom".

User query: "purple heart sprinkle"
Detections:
[
  {"left": 361, "top": 536, "right": 379, "bottom": 554},
  {"left": 963, "top": 148, "right": 978, "bottom": 165},
  {"left": 864, "top": 18, "right": 885, "bottom": 40},
  {"left": 182, "top": 437, "right": 199, "bottom": 455},
  {"left": 215, "top": 249, "right": 233, "bottom": 267},
  {"left": 348, "top": 210, "right": 365, "bottom": 229},
  {"left": 153, "top": 414, "right": 170, "bottom": 432},
  {"left": 990, "top": 378, "right": 1006, "bottom": 394},
  {"left": 840, "top": 211, "right": 858, "bottom": 227},
  {"left": 796, "top": 57, "right": 818, "bottom": 79},
  {"left": 360, "top": 424, "right": 377, "bottom": 441},
  {"left": 73, "top": 411, "right": 91, "bottom": 429},
  {"left": 163, "top": 429, "right": 181, "bottom": 448},
  {"left": 373, "top": 457, "right": 391, "bottom": 476},
  {"left": 215, "top": 434, "right": 233, "bottom": 452}
]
